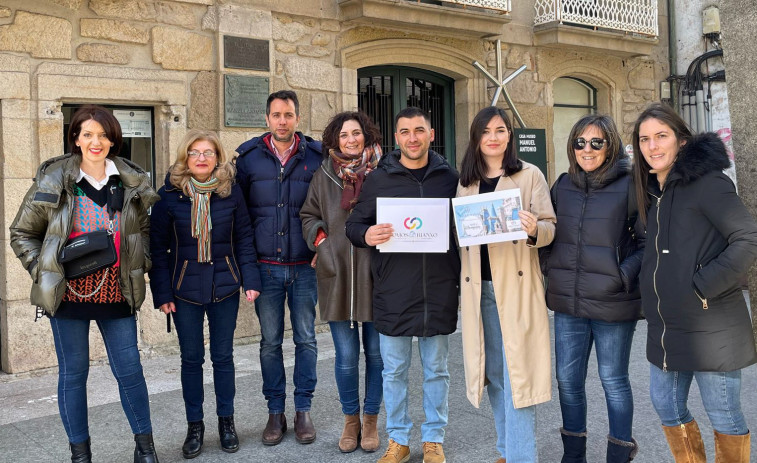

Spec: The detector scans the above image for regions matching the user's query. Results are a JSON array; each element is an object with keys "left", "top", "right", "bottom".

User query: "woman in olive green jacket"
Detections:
[{"left": 9, "top": 105, "right": 160, "bottom": 463}]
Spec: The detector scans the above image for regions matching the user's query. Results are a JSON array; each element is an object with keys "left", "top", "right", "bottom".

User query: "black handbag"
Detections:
[
  {"left": 59, "top": 228, "right": 116, "bottom": 279},
  {"left": 57, "top": 184, "right": 122, "bottom": 297}
]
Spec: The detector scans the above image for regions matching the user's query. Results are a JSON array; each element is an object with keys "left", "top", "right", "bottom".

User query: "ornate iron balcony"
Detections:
[
  {"left": 441, "top": 0, "right": 511, "bottom": 13},
  {"left": 534, "top": 0, "right": 658, "bottom": 37}
]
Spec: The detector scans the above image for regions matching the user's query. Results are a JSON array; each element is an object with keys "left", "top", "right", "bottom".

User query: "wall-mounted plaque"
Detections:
[
  {"left": 224, "top": 75, "right": 269, "bottom": 128},
  {"left": 514, "top": 128, "right": 548, "bottom": 179},
  {"left": 224, "top": 35, "right": 269, "bottom": 71}
]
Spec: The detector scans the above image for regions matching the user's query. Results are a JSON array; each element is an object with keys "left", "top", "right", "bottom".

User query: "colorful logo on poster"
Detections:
[{"left": 404, "top": 217, "right": 423, "bottom": 230}]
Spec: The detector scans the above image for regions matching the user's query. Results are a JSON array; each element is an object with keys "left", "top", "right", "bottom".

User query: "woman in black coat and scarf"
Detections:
[{"left": 633, "top": 103, "right": 757, "bottom": 462}]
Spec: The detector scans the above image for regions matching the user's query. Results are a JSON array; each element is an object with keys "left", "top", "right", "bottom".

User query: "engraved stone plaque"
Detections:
[
  {"left": 224, "top": 75, "right": 269, "bottom": 128},
  {"left": 224, "top": 35, "right": 269, "bottom": 71}
]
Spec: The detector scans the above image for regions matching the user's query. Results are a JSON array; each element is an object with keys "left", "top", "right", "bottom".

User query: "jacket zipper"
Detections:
[
  {"left": 651, "top": 192, "right": 668, "bottom": 371},
  {"left": 573, "top": 182, "right": 589, "bottom": 310},
  {"left": 177, "top": 260, "right": 188, "bottom": 290},
  {"left": 694, "top": 263, "right": 708, "bottom": 309},
  {"left": 226, "top": 256, "right": 239, "bottom": 283},
  {"left": 418, "top": 178, "right": 429, "bottom": 337}
]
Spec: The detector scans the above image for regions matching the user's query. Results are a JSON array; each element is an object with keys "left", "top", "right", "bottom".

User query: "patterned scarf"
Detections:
[
  {"left": 189, "top": 177, "right": 219, "bottom": 263},
  {"left": 330, "top": 143, "right": 383, "bottom": 211}
]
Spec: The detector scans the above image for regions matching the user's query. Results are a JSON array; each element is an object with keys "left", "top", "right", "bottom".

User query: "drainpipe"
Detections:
[{"left": 667, "top": 0, "right": 678, "bottom": 112}]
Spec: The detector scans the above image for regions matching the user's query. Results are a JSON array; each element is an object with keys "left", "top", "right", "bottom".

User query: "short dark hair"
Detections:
[
  {"left": 566, "top": 114, "right": 624, "bottom": 185},
  {"left": 266, "top": 90, "right": 299, "bottom": 116},
  {"left": 394, "top": 106, "right": 430, "bottom": 127},
  {"left": 631, "top": 103, "right": 692, "bottom": 225},
  {"left": 459, "top": 106, "right": 521, "bottom": 188},
  {"left": 322, "top": 111, "right": 382, "bottom": 154},
  {"left": 67, "top": 105, "right": 123, "bottom": 158}
]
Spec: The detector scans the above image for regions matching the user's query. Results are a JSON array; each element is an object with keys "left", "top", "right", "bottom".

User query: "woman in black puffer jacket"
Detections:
[
  {"left": 542, "top": 114, "right": 644, "bottom": 463},
  {"left": 633, "top": 103, "right": 757, "bottom": 463}
]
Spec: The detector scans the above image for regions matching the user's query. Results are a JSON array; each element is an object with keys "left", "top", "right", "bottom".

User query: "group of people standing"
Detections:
[{"left": 8, "top": 88, "right": 757, "bottom": 463}]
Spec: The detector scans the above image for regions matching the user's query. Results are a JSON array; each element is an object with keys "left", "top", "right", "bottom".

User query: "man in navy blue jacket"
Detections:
[{"left": 235, "top": 90, "right": 323, "bottom": 446}]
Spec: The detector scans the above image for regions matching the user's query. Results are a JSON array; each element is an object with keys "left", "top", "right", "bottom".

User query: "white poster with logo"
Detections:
[
  {"left": 451, "top": 189, "right": 528, "bottom": 246},
  {"left": 376, "top": 197, "right": 450, "bottom": 253},
  {"left": 113, "top": 110, "right": 152, "bottom": 138}
]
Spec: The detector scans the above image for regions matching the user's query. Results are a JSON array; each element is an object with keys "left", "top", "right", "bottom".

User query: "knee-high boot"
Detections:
[
  {"left": 661, "top": 420, "right": 706, "bottom": 463},
  {"left": 714, "top": 430, "right": 750, "bottom": 463}
]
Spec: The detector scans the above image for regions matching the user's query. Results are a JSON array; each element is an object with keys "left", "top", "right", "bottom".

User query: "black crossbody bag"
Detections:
[{"left": 58, "top": 183, "right": 123, "bottom": 296}]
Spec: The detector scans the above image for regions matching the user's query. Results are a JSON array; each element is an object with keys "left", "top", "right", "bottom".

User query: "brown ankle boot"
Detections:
[
  {"left": 714, "top": 430, "right": 750, "bottom": 463},
  {"left": 662, "top": 420, "right": 706, "bottom": 463},
  {"left": 361, "top": 413, "right": 380, "bottom": 452},
  {"left": 338, "top": 414, "right": 361, "bottom": 453}
]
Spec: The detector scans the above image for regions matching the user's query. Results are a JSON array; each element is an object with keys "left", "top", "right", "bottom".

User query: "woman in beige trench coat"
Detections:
[{"left": 457, "top": 106, "right": 555, "bottom": 463}]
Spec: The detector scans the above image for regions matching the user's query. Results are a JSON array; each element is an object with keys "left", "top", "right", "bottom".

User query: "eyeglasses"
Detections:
[
  {"left": 573, "top": 137, "right": 607, "bottom": 151},
  {"left": 188, "top": 150, "right": 217, "bottom": 158}
]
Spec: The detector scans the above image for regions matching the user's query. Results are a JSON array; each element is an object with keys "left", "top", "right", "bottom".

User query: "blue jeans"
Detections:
[
  {"left": 649, "top": 364, "right": 748, "bottom": 435},
  {"left": 50, "top": 316, "right": 152, "bottom": 444},
  {"left": 255, "top": 263, "right": 318, "bottom": 413},
  {"left": 380, "top": 333, "right": 449, "bottom": 445},
  {"left": 172, "top": 296, "right": 240, "bottom": 422},
  {"left": 481, "top": 281, "right": 537, "bottom": 462},
  {"left": 554, "top": 311, "right": 636, "bottom": 441},
  {"left": 329, "top": 321, "right": 383, "bottom": 415}
]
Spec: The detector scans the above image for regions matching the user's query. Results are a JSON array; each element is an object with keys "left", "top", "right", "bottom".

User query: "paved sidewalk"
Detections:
[{"left": 1, "top": 318, "right": 756, "bottom": 462}]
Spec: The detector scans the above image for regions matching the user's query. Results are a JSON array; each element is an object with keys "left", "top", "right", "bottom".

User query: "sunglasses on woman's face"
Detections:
[{"left": 573, "top": 137, "right": 607, "bottom": 151}]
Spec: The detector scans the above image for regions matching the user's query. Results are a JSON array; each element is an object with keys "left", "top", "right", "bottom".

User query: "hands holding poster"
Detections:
[
  {"left": 451, "top": 189, "right": 528, "bottom": 246},
  {"left": 376, "top": 197, "right": 449, "bottom": 253}
]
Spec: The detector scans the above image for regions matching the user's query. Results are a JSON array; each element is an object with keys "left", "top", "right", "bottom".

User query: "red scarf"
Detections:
[{"left": 330, "top": 143, "right": 382, "bottom": 211}]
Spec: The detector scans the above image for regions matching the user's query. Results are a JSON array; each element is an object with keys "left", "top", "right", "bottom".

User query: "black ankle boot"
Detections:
[
  {"left": 561, "top": 428, "right": 588, "bottom": 463},
  {"left": 182, "top": 421, "right": 204, "bottom": 459},
  {"left": 606, "top": 436, "right": 638, "bottom": 462},
  {"left": 218, "top": 415, "right": 239, "bottom": 453},
  {"left": 70, "top": 437, "right": 92, "bottom": 463},
  {"left": 133, "top": 433, "right": 159, "bottom": 463}
]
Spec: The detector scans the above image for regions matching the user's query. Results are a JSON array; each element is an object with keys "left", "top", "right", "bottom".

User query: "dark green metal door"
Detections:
[{"left": 358, "top": 66, "right": 455, "bottom": 165}]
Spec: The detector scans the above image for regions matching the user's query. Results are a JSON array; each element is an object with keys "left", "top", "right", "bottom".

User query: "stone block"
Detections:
[
  {"left": 1, "top": 300, "right": 57, "bottom": 373},
  {"left": 506, "top": 47, "right": 534, "bottom": 71},
  {"left": 297, "top": 45, "right": 329, "bottom": 58},
  {"left": 1, "top": 117, "right": 35, "bottom": 179},
  {"left": 3, "top": 179, "right": 34, "bottom": 241},
  {"left": 152, "top": 27, "right": 213, "bottom": 71},
  {"left": 201, "top": 5, "right": 217, "bottom": 31},
  {"left": 37, "top": 73, "right": 187, "bottom": 106},
  {"left": 49, "top": 0, "right": 83, "bottom": 9},
  {"left": 276, "top": 43, "right": 296, "bottom": 54},
  {"left": 216, "top": 5, "right": 271, "bottom": 38},
  {"left": 234, "top": 296, "right": 261, "bottom": 338},
  {"left": 283, "top": 57, "right": 339, "bottom": 92},
  {"left": 310, "top": 32, "right": 330, "bottom": 47},
  {"left": 310, "top": 92, "right": 336, "bottom": 132},
  {"left": 0, "top": 7, "right": 10, "bottom": 18},
  {"left": 1, "top": 99, "right": 31, "bottom": 119},
  {"left": 189, "top": 71, "right": 219, "bottom": 131},
  {"left": 173, "top": 0, "right": 212, "bottom": 4},
  {"left": 0, "top": 72, "right": 30, "bottom": 99},
  {"left": 89, "top": 0, "right": 198, "bottom": 29},
  {"left": 219, "top": 130, "right": 260, "bottom": 156},
  {"left": 76, "top": 43, "right": 130, "bottom": 65},
  {"left": 508, "top": 72, "right": 545, "bottom": 105},
  {"left": 0, "top": 53, "right": 30, "bottom": 73},
  {"left": 0, "top": 11, "right": 72, "bottom": 59},
  {"left": 320, "top": 19, "right": 340, "bottom": 32},
  {"left": 628, "top": 61, "right": 655, "bottom": 90},
  {"left": 272, "top": 18, "right": 311, "bottom": 43},
  {"left": 136, "top": 285, "right": 177, "bottom": 348},
  {"left": 80, "top": 19, "right": 150, "bottom": 44},
  {"left": 3, "top": 243, "right": 33, "bottom": 301}
]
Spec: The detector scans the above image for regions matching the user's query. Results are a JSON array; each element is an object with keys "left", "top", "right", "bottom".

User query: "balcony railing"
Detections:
[
  {"left": 534, "top": 0, "right": 658, "bottom": 37},
  {"left": 441, "top": 0, "right": 511, "bottom": 13}
]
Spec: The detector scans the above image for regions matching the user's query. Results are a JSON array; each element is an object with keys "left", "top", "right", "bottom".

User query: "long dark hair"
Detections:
[
  {"left": 67, "top": 105, "right": 123, "bottom": 159},
  {"left": 459, "top": 106, "right": 521, "bottom": 188},
  {"left": 321, "top": 111, "right": 382, "bottom": 154},
  {"left": 566, "top": 114, "right": 624, "bottom": 185},
  {"left": 632, "top": 103, "right": 692, "bottom": 225}
]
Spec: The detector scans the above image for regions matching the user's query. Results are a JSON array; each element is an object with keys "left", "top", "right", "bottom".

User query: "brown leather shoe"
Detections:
[
  {"left": 294, "top": 411, "right": 316, "bottom": 444},
  {"left": 495, "top": 459, "right": 506, "bottom": 463},
  {"left": 262, "top": 413, "right": 287, "bottom": 446}
]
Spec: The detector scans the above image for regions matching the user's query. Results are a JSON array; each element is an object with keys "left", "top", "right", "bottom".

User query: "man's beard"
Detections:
[{"left": 272, "top": 130, "right": 294, "bottom": 143}]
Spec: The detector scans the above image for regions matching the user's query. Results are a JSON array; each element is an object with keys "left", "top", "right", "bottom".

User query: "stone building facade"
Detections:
[{"left": 0, "top": 0, "right": 669, "bottom": 373}]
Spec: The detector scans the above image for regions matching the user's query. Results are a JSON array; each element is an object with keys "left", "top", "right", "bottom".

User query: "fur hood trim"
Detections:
[{"left": 670, "top": 132, "right": 730, "bottom": 185}]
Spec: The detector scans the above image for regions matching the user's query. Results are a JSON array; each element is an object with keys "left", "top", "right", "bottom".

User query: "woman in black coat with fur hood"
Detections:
[{"left": 633, "top": 103, "right": 757, "bottom": 462}]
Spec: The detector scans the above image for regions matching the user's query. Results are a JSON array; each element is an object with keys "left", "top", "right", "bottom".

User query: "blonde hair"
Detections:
[{"left": 170, "top": 129, "right": 235, "bottom": 198}]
